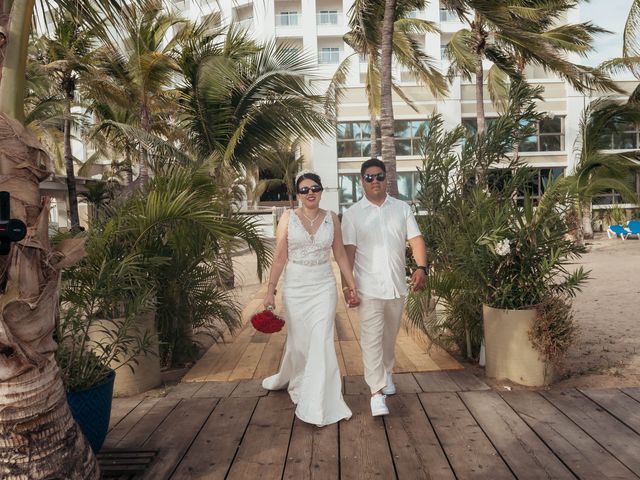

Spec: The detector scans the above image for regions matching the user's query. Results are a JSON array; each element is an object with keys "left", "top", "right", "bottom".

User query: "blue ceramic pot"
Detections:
[{"left": 66, "top": 369, "right": 115, "bottom": 453}]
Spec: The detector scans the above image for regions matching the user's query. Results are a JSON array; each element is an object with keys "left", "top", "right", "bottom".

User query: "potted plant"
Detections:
[
  {"left": 56, "top": 232, "right": 156, "bottom": 452},
  {"left": 476, "top": 176, "right": 589, "bottom": 386}
]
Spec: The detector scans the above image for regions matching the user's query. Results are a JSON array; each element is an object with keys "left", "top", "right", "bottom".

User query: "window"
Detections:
[
  {"left": 439, "top": 9, "right": 458, "bottom": 22},
  {"left": 520, "top": 117, "right": 564, "bottom": 152},
  {"left": 318, "top": 10, "right": 339, "bottom": 25},
  {"left": 318, "top": 47, "right": 340, "bottom": 64},
  {"left": 276, "top": 11, "right": 299, "bottom": 26},
  {"left": 461, "top": 117, "right": 498, "bottom": 134},
  {"left": 338, "top": 174, "right": 363, "bottom": 213},
  {"left": 337, "top": 121, "right": 379, "bottom": 157},
  {"left": 592, "top": 173, "right": 640, "bottom": 205},
  {"left": 599, "top": 121, "right": 640, "bottom": 150},
  {"left": 516, "top": 167, "right": 565, "bottom": 203},
  {"left": 397, "top": 172, "right": 421, "bottom": 202},
  {"left": 337, "top": 120, "right": 427, "bottom": 158},
  {"left": 394, "top": 120, "right": 428, "bottom": 156}
]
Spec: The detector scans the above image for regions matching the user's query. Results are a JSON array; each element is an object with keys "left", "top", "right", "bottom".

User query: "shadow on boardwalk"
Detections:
[{"left": 103, "top": 371, "right": 640, "bottom": 479}]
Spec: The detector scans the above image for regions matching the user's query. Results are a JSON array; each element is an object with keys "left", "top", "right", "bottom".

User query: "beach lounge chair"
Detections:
[
  {"left": 607, "top": 224, "right": 630, "bottom": 240},
  {"left": 626, "top": 220, "right": 640, "bottom": 239}
]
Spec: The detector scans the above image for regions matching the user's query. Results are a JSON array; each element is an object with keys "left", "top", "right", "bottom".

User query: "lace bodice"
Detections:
[{"left": 287, "top": 210, "right": 334, "bottom": 265}]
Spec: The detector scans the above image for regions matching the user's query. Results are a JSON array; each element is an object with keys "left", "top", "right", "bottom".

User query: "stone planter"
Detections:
[
  {"left": 482, "top": 304, "right": 554, "bottom": 387},
  {"left": 89, "top": 311, "right": 161, "bottom": 396}
]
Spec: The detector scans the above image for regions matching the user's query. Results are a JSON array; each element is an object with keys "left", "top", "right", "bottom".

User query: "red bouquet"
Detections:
[{"left": 250, "top": 308, "right": 285, "bottom": 333}]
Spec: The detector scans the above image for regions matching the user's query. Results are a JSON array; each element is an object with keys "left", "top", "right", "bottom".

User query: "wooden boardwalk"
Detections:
[
  {"left": 184, "top": 265, "right": 461, "bottom": 383},
  {"left": 105, "top": 372, "right": 640, "bottom": 479}
]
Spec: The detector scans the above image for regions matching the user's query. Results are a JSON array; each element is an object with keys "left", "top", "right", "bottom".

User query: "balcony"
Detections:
[
  {"left": 275, "top": 12, "right": 303, "bottom": 38},
  {"left": 318, "top": 48, "right": 340, "bottom": 65},
  {"left": 236, "top": 18, "right": 253, "bottom": 30},
  {"left": 439, "top": 9, "right": 458, "bottom": 22}
]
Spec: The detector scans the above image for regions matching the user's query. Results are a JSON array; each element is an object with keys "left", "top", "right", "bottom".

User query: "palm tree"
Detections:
[
  {"left": 0, "top": 0, "right": 99, "bottom": 477},
  {"left": 254, "top": 140, "right": 305, "bottom": 208},
  {"left": 567, "top": 99, "right": 640, "bottom": 243},
  {"left": 330, "top": 0, "right": 448, "bottom": 195},
  {"left": 38, "top": 10, "right": 96, "bottom": 231},
  {"left": 442, "top": 0, "right": 618, "bottom": 135},
  {"left": 380, "top": 0, "right": 399, "bottom": 197}
]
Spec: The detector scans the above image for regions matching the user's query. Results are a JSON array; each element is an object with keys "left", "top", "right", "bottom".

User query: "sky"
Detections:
[{"left": 581, "top": 0, "right": 633, "bottom": 69}]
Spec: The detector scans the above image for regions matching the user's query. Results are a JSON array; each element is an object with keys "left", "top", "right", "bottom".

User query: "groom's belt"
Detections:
[{"left": 289, "top": 258, "right": 329, "bottom": 266}]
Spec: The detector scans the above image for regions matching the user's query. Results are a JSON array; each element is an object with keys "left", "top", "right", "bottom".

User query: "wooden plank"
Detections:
[
  {"left": 395, "top": 335, "right": 440, "bottom": 371},
  {"left": 206, "top": 326, "right": 255, "bottom": 381},
  {"left": 171, "top": 397, "right": 258, "bottom": 480},
  {"left": 460, "top": 391, "right": 574, "bottom": 479},
  {"left": 254, "top": 332, "right": 286, "bottom": 379},
  {"left": 385, "top": 394, "right": 455, "bottom": 480},
  {"left": 581, "top": 388, "right": 640, "bottom": 435},
  {"left": 335, "top": 312, "right": 356, "bottom": 341},
  {"left": 108, "top": 397, "right": 144, "bottom": 432},
  {"left": 340, "top": 340, "right": 364, "bottom": 376},
  {"left": 192, "top": 380, "right": 240, "bottom": 398},
  {"left": 448, "top": 370, "right": 490, "bottom": 391},
  {"left": 622, "top": 388, "right": 640, "bottom": 403},
  {"left": 142, "top": 398, "right": 219, "bottom": 480},
  {"left": 231, "top": 378, "right": 268, "bottom": 397},
  {"left": 419, "top": 392, "right": 514, "bottom": 479},
  {"left": 228, "top": 342, "right": 267, "bottom": 381},
  {"left": 166, "top": 382, "right": 203, "bottom": 399},
  {"left": 182, "top": 344, "right": 225, "bottom": 382},
  {"left": 339, "top": 394, "right": 396, "bottom": 480},
  {"left": 542, "top": 389, "right": 640, "bottom": 475},
  {"left": 391, "top": 373, "right": 422, "bottom": 394},
  {"left": 502, "top": 390, "right": 637, "bottom": 480},
  {"left": 251, "top": 330, "right": 270, "bottom": 343},
  {"left": 104, "top": 397, "right": 161, "bottom": 448},
  {"left": 226, "top": 394, "right": 296, "bottom": 480},
  {"left": 392, "top": 338, "right": 419, "bottom": 372},
  {"left": 113, "top": 397, "right": 181, "bottom": 449},
  {"left": 344, "top": 376, "right": 370, "bottom": 396},
  {"left": 413, "top": 371, "right": 460, "bottom": 392},
  {"left": 282, "top": 418, "right": 339, "bottom": 480}
]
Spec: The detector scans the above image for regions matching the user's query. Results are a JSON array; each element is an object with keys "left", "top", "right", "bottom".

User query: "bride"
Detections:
[{"left": 262, "top": 172, "right": 359, "bottom": 426}]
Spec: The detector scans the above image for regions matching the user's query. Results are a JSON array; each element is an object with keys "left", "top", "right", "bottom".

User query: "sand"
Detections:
[{"left": 553, "top": 233, "right": 640, "bottom": 388}]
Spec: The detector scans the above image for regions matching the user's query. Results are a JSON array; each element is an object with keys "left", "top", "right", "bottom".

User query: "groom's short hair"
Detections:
[{"left": 360, "top": 158, "right": 386, "bottom": 176}]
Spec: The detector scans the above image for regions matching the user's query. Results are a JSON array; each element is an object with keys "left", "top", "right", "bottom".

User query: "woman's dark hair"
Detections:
[
  {"left": 360, "top": 158, "right": 386, "bottom": 176},
  {"left": 296, "top": 172, "right": 323, "bottom": 191}
]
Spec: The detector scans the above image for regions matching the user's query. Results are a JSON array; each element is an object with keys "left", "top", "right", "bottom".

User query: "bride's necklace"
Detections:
[{"left": 300, "top": 209, "right": 321, "bottom": 226}]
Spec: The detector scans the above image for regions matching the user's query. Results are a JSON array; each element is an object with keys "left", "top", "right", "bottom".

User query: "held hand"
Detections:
[
  {"left": 263, "top": 292, "right": 276, "bottom": 310},
  {"left": 347, "top": 288, "right": 360, "bottom": 307},
  {"left": 410, "top": 269, "right": 427, "bottom": 292}
]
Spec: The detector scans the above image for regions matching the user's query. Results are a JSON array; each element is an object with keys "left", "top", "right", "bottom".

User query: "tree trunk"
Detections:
[
  {"left": 125, "top": 146, "right": 133, "bottom": 185},
  {"left": 581, "top": 202, "right": 594, "bottom": 240},
  {"left": 380, "top": 0, "right": 398, "bottom": 198},
  {"left": 138, "top": 103, "right": 150, "bottom": 187},
  {"left": 0, "top": 113, "right": 99, "bottom": 479},
  {"left": 475, "top": 55, "right": 485, "bottom": 136},
  {"left": 288, "top": 191, "right": 295, "bottom": 209},
  {"left": 369, "top": 113, "right": 379, "bottom": 158},
  {"left": 64, "top": 101, "right": 81, "bottom": 231}
]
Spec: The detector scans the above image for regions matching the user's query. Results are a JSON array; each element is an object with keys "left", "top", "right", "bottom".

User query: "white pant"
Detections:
[{"left": 357, "top": 296, "right": 405, "bottom": 394}]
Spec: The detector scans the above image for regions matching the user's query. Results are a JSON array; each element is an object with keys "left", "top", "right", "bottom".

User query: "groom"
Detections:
[{"left": 341, "top": 158, "right": 428, "bottom": 416}]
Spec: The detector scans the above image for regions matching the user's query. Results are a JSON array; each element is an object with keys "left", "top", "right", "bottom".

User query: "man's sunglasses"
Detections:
[
  {"left": 298, "top": 185, "right": 323, "bottom": 195},
  {"left": 363, "top": 172, "right": 386, "bottom": 183}
]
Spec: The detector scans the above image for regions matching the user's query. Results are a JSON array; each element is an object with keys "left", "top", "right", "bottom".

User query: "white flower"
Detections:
[{"left": 495, "top": 238, "right": 511, "bottom": 256}]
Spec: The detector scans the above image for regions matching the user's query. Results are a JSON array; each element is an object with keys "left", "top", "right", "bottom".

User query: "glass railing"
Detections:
[
  {"left": 275, "top": 13, "right": 301, "bottom": 26},
  {"left": 316, "top": 12, "right": 340, "bottom": 25},
  {"left": 318, "top": 50, "right": 340, "bottom": 64}
]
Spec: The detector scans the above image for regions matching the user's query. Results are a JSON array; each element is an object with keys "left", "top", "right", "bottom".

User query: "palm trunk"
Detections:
[
  {"left": 369, "top": 113, "right": 379, "bottom": 158},
  {"left": 0, "top": 114, "right": 99, "bottom": 479},
  {"left": 139, "top": 103, "right": 150, "bottom": 187},
  {"left": 380, "top": 0, "right": 398, "bottom": 198},
  {"left": 475, "top": 55, "right": 486, "bottom": 136},
  {"left": 581, "top": 202, "right": 594, "bottom": 240},
  {"left": 64, "top": 101, "right": 81, "bottom": 231},
  {"left": 124, "top": 145, "right": 133, "bottom": 185},
  {"left": 0, "top": 2, "right": 98, "bottom": 477}
]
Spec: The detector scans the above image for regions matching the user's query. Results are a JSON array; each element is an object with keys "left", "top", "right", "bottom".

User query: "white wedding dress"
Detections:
[{"left": 262, "top": 211, "right": 352, "bottom": 426}]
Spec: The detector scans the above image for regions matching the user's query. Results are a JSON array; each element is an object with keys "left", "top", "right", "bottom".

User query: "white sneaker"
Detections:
[
  {"left": 370, "top": 393, "right": 389, "bottom": 416},
  {"left": 382, "top": 372, "right": 396, "bottom": 395}
]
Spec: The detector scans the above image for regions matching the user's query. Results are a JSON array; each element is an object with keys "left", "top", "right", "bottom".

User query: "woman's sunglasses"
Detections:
[
  {"left": 363, "top": 172, "right": 386, "bottom": 183},
  {"left": 298, "top": 185, "right": 323, "bottom": 195}
]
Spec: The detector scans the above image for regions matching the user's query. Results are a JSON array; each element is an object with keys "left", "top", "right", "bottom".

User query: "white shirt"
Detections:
[{"left": 342, "top": 195, "right": 422, "bottom": 299}]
